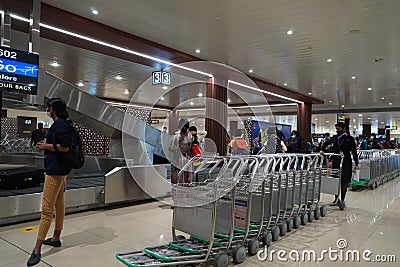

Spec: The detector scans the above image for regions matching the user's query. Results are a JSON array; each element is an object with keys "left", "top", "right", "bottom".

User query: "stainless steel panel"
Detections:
[
  {"left": 105, "top": 165, "right": 169, "bottom": 204},
  {"left": 0, "top": 186, "right": 103, "bottom": 225}
]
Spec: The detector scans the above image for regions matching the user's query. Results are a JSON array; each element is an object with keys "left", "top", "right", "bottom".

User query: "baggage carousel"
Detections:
[{"left": 0, "top": 153, "right": 170, "bottom": 225}]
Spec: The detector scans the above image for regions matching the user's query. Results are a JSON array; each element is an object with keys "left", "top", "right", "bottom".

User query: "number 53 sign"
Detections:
[{"left": 152, "top": 71, "right": 171, "bottom": 86}]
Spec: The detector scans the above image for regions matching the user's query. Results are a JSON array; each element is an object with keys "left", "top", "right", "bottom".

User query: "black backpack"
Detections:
[
  {"left": 53, "top": 123, "right": 85, "bottom": 169},
  {"left": 66, "top": 123, "right": 85, "bottom": 169}
]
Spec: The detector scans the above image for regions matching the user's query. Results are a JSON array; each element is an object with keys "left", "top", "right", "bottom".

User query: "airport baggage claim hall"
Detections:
[{"left": 0, "top": 1, "right": 399, "bottom": 266}]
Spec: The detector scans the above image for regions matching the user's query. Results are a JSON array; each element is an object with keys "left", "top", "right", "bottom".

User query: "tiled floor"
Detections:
[{"left": 1, "top": 178, "right": 399, "bottom": 267}]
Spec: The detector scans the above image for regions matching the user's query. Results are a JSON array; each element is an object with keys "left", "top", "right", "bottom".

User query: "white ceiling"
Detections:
[
  {"left": 7, "top": 0, "right": 399, "bottom": 132},
  {"left": 42, "top": 0, "right": 400, "bottom": 110}
]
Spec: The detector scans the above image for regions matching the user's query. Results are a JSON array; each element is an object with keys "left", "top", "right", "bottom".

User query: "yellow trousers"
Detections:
[{"left": 37, "top": 175, "right": 67, "bottom": 241}]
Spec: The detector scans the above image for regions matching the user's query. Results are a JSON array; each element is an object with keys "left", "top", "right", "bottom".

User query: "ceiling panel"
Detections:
[{"left": 41, "top": 0, "right": 400, "bottom": 110}]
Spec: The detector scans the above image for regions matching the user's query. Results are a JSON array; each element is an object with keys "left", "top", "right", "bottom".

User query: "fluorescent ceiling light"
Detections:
[
  {"left": 115, "top": 75, "right": 123, "bottom": 80},
  {"left": 351, "top": 76, "right": 356, "bottom": 79},
  {"left": 36, "top": 22, "right": 213, "bottom": 78},
  {"left": 92, "top": 9, "right": 99, "bottom": 15},
  {"left": 249, "top": 69, "right": 253, "bottom": 73},
  {"left": 195, "top": 49, "right": 200, "bottom": 54},
  {"left": 105, "top": 101, "right": 171, "bottom": 112},
  {"left": 287, "top": 30, "right": 293, "bottom": 35},
  {"left": 283, "top": 83, "right": 287, "bottom": 86},
  {"left": 381, "top": 97, "right": 385, "bottom": 100},
  {"left": 228, "top": 80, "right": 303, "bottom": 104},
  {"left": 326, "top": 58, "right": 332, "bottom": 62},
  {"left": 368, "top": 87, "right": 372, "bottom": 91}
]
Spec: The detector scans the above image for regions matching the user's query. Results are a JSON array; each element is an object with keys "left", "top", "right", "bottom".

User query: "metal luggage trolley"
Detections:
[
  {"left": 116, "top": 156, "right": 246, "bottom": 267},
  {"left": 248, "top": 154, "right": 283, "bottom": 244},
  {"left": 303, "top": 154, "right": 326, "bottom": 221},
  {"left": 320, "top": 153, "right": 345, "bottom": 210}
]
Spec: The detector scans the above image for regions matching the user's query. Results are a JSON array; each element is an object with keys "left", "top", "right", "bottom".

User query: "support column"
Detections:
[
  {"left": 168, "top": 110, "right": 179, "bottom": 135},
  {"left": 29, "top": 0, "right": 41, "bottom": 54},
  {"left": 385, "top": 129, "right": 391, "bottom": 140},
  {"left": 0, "top": 10, "right": 11, "bottom": 138},
  {"left": 205, "top": 77, "right": 227, "bottom": 156},
  {"left": 362, "top": 124, "right": 371, "bottom": 137},
  {"left": 297, "top": 102, "right": 312, "bottom": 141}
]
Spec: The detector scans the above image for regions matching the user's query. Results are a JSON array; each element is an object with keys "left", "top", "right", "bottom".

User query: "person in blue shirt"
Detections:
[{"left": 27, "top": 98, "right": 72, "bottom": 266}]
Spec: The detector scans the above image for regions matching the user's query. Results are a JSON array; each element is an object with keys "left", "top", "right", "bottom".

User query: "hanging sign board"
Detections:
[
  {"left": 0, "top": 47, "right": 39, "bottom": 95},
  {"left": 152, "top": 70, "right": 171, "bottom": 86}
]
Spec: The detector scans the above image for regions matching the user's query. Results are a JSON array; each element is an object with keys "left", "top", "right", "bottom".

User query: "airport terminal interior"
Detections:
[{"left": 0, "top": 0, "right": 399, "bottom": 266}]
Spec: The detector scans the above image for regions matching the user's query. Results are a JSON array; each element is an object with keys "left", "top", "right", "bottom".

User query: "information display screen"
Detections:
[{"left": 0, "top": 47, "right": 39, "bottom": 95}]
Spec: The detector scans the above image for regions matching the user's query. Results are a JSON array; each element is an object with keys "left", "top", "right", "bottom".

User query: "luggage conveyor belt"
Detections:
[{"left": 0, "top": 162, "right": 170, "bottom": 226}]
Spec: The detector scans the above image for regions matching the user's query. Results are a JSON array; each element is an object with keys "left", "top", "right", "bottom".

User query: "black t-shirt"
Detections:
[
  {"left": 44, "top": 119, "right": 72, "bottom": 175},
  {"left": 31, "top": 129, "right": 45, "bottom": 145}
]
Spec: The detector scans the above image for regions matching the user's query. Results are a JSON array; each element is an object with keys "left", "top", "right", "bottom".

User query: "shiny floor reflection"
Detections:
[{"left": 0, "top": 178, "right": 399, "bottom": 266}]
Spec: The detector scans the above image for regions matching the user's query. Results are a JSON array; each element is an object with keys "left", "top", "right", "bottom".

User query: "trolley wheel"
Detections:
[
  {"left": 271, "top": 226, "right": 280, "bottom": 242},
  {"left": 175, "top": 235, "right": 186, "bottom": 241},
  {"left": 286, "top": 218, "right": 293, "bottom": 232},
  {"left": 247, "top": 238, "right": 259, "bottom": 256},
  {"left": 279, "top": 222, "right": 287, "bottom": 236},
  {"left": 301, "top": 213, "right": 308, "bottom": 225},
  {"left": 314, "top": 207, "right": 321, "bottom": 220},
  {"left": 213, "top": 252, "right": 229, "bottom": 267},
  {"left": 320, "top": 205, "right": 327, "bottom": 217},
  {"left": 261, "top": 231, "right": 272, "bottom": 247},
  {"left": 370, "top": 184, "right": 374, "bottom": 190},
  {"left": 293, "top": 215, "right": 301, "bottom": 229},
  {"left": 232, "top": 245, "right": 246, "bottom": 264},
  {"left": 307, "top": 210, "right": 314, "bottom": 223}
]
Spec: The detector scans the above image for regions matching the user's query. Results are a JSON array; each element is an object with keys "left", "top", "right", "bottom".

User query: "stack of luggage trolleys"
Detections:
[
  {"left": 116, "top": 153, "right": 329, "bottom": 267},
  {"left": 350, "top": 150, "right": 400, "bottom": 190}
]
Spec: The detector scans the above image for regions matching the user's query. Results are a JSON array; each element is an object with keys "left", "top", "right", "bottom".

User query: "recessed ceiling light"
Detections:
[
  {"left": 358, "top": 114, "right": 362, "bottom": 117},
  {"left": 367, "top": 117, "right": 371, "bottom": 119},
  {"left": 381, "top": 97, "right": 385, "bottom": 100},
  {"left": 351, "top": 76, "right": 356, "bottom": 80},
  {"left": 315, "top": 119, "right": 318, "bottom": 121},
  {"left": 389, "top": 102, "right": 392, "bottom": 105},
  {"left": 76, "top": 81, "right": 84, "bottom": 87},
  {"left": 115, "top": 75, "right": 123, "bottom": 80},
  {"left": 284, "top": 83, "right": 287, "bottom": 86},
  {"left": 326, "top": 121, "right": 330, "bottom": 123},
  {"left": 92, "top": 9, "right": 99, "bottom": 15},
  {"left": 195, "top": 49, "right": 200, "bottom": 54},
  {"left": 198, "top": 92, "right": 203, "bottom": 97},
  {"left": 381, "top": 122, "right": 384, "bottom": 124},
  {"left": 287, "top": 30, "right": 293, "bottom": 35},
  {"left": 308, "top": 92, "right": 312, "bottom": 95},
  {"left": 227, "top": 98, "right": 231, "bottom": 103},
  {"left": 200, "top": 124, "right": 203, "bottom": 127},
  {"left": 50, "top": 61, "right": 60, "bottom": 67},
  {"left": 368, "top": 87, "right": 372, "bottom": 91},
  {"left": 124, "top": 89, "right": 129, "bottom": 95},
  {"left": 190, "top": 101, "right": 194, "bottom": 106},
  {"left": 160, "top": 96, "right": 165, "bottom": 100},
  {"left": 326, "top": 58, "right": 332, "bottom": 62},
  {"left": 249, "top": 69, "right": 253, "bottom": 73},
  {"left": 341, "top": 105, "right": 345, "bottom": 108},
  {"left": 162, "top": 86, "right": 168, "bottom": 90},
  {"left": 329, "top": 100, "right": 333, "bottom": 103}
]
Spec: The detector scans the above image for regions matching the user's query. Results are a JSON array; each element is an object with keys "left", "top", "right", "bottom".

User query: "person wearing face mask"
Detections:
[
  {"left": 319, "top": 122, "right": 359, "bottom": 210},
  {"left": 27, "top": 98, "right": 72, "bottom": 266}
]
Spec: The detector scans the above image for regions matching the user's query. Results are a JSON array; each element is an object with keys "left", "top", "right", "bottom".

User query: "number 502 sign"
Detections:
[{"left": 0, "top": 47, "right": 39, "bottom": 95}]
